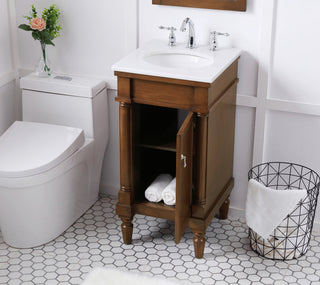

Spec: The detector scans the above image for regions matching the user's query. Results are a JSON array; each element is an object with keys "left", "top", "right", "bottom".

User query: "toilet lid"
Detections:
[{"left": 0, "top": 121, "right": 85, "bottom": 178}]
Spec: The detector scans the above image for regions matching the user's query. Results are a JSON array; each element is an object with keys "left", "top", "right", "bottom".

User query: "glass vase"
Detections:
[{"left": 35, "top": 43, "right": 52, "bottom": 77}]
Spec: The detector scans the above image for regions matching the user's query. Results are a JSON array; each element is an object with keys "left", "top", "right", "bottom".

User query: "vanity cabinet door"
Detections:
[{"left": 175, "top": 112, "right": 194, "bottom": 243}]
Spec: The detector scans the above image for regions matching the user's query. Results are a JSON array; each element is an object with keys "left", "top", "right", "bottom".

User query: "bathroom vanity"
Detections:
[{"left": 112, "top": 41, "right": 240, "bottom": 258}]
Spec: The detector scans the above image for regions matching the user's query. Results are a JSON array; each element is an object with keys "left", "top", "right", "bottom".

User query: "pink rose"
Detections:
[{"left": 30, "top": 17, "right": 46, "bottom": 31}]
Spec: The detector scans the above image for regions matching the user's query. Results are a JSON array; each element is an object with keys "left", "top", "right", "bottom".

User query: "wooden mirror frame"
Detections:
[{"left": 152, "top": 0, "right": 246, "bottom": 12}]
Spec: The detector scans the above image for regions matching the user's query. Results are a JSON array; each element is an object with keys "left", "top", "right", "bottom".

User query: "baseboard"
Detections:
[
  {"left": 99, "top": 184, "right": 119, "bottom": 197},
  {"left": 228, "top": 206, "right": 320, "bottom": 234},
  {"left": 314, "top": 221, "right": 320, "bottom": 233},
  {"left": 228, "top": 206, "right": 245, "bottom": 220}
]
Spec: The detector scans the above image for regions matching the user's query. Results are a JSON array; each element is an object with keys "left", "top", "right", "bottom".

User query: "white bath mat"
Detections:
[{"left": 81, "top": 268, "right": 187, "bottom": 285}]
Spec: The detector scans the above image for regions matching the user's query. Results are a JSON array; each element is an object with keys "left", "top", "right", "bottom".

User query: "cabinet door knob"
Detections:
[{"left": 181, "top": 154, "right": 187, "bottom": 168}]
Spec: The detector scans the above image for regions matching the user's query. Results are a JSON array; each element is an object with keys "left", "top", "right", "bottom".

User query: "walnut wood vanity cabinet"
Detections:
[{"left": 115, "top": 58, "right": 239, "bottom": 258}]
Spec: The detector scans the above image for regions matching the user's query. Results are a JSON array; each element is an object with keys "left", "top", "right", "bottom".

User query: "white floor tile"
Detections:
[{"left": 0, "top": 196, "right": 319, "bottom": 284}]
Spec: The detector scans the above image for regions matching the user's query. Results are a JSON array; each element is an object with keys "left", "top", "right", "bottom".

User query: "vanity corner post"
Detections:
[
  {"left": 194, "top": 112, "right": 209, "bottom": 207},
  {"left": 120, "top": 216, "right": 134, "bottom": 244},
  {"left": 115, "top": 75, "right": 135, "bottom": 245},
  {"left": 192, "top": 231, "right": 206, "bottom": 259},
  {"left": 116, "top": 100, "right": 135, "bottom": 244},
  {"left": 189, "top": 219, "right": 207, "bottom": 259}
]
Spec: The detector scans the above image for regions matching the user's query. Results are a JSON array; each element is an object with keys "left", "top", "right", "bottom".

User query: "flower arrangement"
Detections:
[{"left": 19, "top": 5, "right": 62, "bottom": 76}]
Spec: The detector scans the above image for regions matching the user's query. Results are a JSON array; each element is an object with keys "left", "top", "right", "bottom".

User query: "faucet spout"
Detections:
[{"left": 180, "top": 17, "right": 196, "bottom": 49}]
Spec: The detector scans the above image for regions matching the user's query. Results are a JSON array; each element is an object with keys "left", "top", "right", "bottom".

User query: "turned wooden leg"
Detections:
[
  {"left": 120, "top": 217, "right": 133, "bottom": 244},
  {"left": 219, "top": 196, "right": 230, "bottom": 220},
  {"left": 193, "top": 231, "right": 206, "bottom": 259}
]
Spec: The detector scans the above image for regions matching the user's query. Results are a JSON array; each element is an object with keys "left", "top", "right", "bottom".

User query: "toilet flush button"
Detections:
[{"left": 54, "top": 75, "right": 72, "bottom": 81}]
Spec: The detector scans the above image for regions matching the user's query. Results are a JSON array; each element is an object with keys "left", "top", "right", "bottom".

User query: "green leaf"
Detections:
[
  {"left": 32, "top": 31, "right": 40, "bottom": 41},
  {"left": 40, "top": 4, "right": 62, "bottom": 40},
  {"left": 41, "top": 30, "right": 51, "bottom": 41},
  {"left": 18, "top": 24, "right": 32, "bottom": 31},
  {"left": 46, "top": 39, "right": 55, "bottom": 46},
  {"left": 31, "top": 5, "right": 37, "bottom": 18},
  {"left": 39, "top": 30, "right": 55, "bottom": 46}
]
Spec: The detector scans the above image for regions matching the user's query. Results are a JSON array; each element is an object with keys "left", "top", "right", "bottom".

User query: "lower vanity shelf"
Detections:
[
  {"left": 135, "top": 200, "right": 175, "bottom": 221},
  {"left": 115, "top": 58, "right": 239, "bottom": 258}
]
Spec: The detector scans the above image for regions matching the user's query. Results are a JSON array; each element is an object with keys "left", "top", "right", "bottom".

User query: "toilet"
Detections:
[{"left": 0, "top": 74, "right": 109, "bottom": 248}]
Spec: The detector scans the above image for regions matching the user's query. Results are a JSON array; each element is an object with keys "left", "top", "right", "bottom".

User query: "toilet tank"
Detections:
[{"left": 20, "top": 73, "right": 108, "bottom": 142}]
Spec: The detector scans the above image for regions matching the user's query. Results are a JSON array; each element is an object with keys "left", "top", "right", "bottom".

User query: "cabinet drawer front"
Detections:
[{"left": 132, "top": 79, "right": 207, "bottom": 111}]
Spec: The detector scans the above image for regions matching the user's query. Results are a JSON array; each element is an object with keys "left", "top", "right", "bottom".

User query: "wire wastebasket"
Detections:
[{"left": 248, "top": 162, "right": 320, "bottom": 260}]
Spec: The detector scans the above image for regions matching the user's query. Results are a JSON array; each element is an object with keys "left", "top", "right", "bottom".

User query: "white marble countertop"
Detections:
[{"left": 112, "top": 40, "right": 241, "bottom": 83}]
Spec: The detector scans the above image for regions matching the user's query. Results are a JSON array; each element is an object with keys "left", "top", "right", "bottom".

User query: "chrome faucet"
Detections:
[
  {"left": 209, "top": 31, "right": 230, "bottom": 51},
  {"left": 159, "top": 26, "right": 177, "bottom": 47},
  {"left": 180, "top": 17, "right": 196, "bottom": 49}
]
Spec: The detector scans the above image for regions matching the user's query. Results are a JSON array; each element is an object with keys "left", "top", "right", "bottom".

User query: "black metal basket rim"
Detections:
[
  {"left": 249, "top": 161, "right": 320, "bottom": 177},
  {"left": 248, "top": 161, "right": 320, "bottom": 189}
]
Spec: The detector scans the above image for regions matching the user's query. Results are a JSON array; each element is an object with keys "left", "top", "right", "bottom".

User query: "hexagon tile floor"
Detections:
[{"left": 1, "top": 196, "right": 320, "bottom": 285}]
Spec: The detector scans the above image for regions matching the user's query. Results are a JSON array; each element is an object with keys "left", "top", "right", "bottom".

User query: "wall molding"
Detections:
[
  {"left": 237, "top": 93, "right": 320, "bottom": 117},
  {"left": 7, "top": 0, "right": 19, "bottom": 74},
  {"left": 236, "top": 94, "right": 257, "bottom": 108},
  {"left": 0, "top": 0, "right": 19, "bottom": 89},
  {"left": 100, "top": 184, "right": 119, "bottom": 197},
  {"left": 266, "top": 99, "right": 320, "bottom": 117},
  {"left": 252, "top": 0, "right": 277, "bottom": 166},
  {"left": 124, "top": 0, "right": 139, "bottom": 53}
]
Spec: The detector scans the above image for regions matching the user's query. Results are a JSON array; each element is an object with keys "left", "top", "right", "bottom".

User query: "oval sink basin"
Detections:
[
  {"left": 112, "top": 40, "right": 242, "bottom": 83},
  {"left": 143, "top": 52, "right": 214, "bottom": 69}
]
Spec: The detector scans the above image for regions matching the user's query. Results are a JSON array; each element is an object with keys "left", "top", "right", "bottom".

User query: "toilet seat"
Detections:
[{"left": 0, "top": 121, "right": 85, "bottom": 178}]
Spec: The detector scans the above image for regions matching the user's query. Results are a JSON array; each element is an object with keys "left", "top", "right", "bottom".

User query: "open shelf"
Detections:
[
  {"left": 135, "top": 199, "right": 175, "bottom": 221},
  {"left": 138, "top": 136, "right": 176, "bottom": 152},
  {"left": 133, "top": 103, "right": 179, "bottom": 153}
]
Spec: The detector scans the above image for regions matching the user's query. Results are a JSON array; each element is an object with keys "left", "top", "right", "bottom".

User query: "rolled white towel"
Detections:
[
  {"left": 145, "top": 174, "right": 173, "bottom": 203},
  {"left": 162, "top": 178, "right": 176, "bottom": 206}
]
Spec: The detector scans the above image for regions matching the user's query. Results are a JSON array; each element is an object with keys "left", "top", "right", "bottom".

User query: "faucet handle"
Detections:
[
  {"left": 209, "top": 31, "right": 230, "bottom": 51},
  {"left": 213, "top": 31, "right": 230, "bottom": 37},
  {"left": 159, "top": 26, "right": 177, "bottom": 47},
  {"left": 159, "top": 26, "right": 177, "bottom": 31}
]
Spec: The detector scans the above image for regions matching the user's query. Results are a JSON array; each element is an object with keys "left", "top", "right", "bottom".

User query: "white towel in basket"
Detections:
[
  {"left": 162, "top": 178, "right": 176, "bottom": 206},
  {"left": 252, "top": 196, "right": 310, "bottom": 260},
  {"left": 145, "top": 174, "right": 173, "bottom": 203},
  {"left": 245, "top": 179, "right": 307, "bottom": 240}
]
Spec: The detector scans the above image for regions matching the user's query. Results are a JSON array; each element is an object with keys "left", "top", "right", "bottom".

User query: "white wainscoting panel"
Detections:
[
  {"left": 0, "top": 0, "right": 19, "bottom": 135},
  {"left": 231, "top": 106, "right": 256, "bottom": 211},
  {"left": 264, "top": 110, "right": 320, "bottom": 225},
  {"left": 270, "top": 0, "right": 320, "bottom": 105},
  {"left": 0, "top": 0, "right": 13, "bottom": 74},
  {"left": 264, "top": 110, "right": 320, "bottom": 176}
]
